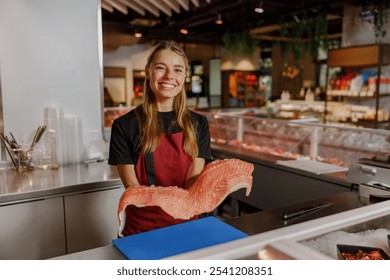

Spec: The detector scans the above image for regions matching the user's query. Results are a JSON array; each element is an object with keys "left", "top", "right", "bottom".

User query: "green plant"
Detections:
[
  {"left": 222, "top": 31, "right": 258, "bottom": 56},
  {"left": 359, "top": 0, "right": 390, "bottom": 44},
  {"left": 277, "top": 12, "right": 329, "bottom": 66}
]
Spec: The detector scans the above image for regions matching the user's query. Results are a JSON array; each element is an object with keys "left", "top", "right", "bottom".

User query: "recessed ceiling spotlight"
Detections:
[
  {"left": 180, "top": 28, "right": 189, "bottom": 35},
  {"left": 215, "top": 13, "right": 223, "bottom": 24},
  {"left": 134, "top": 32, "right": 142, "bottom": 38},
  {"left": 254, "top": 1, "right": 264, "bottom": 14}
]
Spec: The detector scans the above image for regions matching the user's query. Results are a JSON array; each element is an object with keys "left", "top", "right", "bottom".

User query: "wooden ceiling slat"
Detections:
[
  {"left": 105, "top": 0, "right": 128, "bottom": 15},
  {"left": 162, "top": 0, "right": 181, "bottom": 14},
  {"left": 102, "top": 0, "right": 355, "bottom": 46},
  {"left": 117, "top": 0, "right": 145, "bottom": 16},
  {"left": 250, "top": 24, "right": 279, "bottom": 35},
  {"left": 190, "top": 0, "right": 199, "bottom": 8},
  {"left": 250, "top": 14, "right": 341, "bottom": 36},
  {"left": 147, "top": 0, "right": 172, "bottom": 17},
  {"left": 176, "top": 0, "right": 190, "bottom": 11},
  {"left": 133, "top": 0, "right": 160, "bottom": 17},
  {"left": 101, "top": 0, "right": 114, "bottom": 13}
]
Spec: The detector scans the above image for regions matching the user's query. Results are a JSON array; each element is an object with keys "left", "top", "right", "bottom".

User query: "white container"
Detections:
[
  {"left": 44, "top": 106, "right": 68, "bottom": 165},
  {"left": 65, "top": 116, "right": 84, "bottom": 164}
]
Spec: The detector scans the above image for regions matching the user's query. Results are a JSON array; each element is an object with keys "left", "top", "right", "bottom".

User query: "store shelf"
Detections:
[
  {"left": 221, "top": 70, "right": 262, "bottom": 108},
  {"left": 325, "top": 44, "right": 390, "bottom": 128}
]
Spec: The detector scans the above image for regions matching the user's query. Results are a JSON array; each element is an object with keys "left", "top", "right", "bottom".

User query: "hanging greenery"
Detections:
[
  {"left": 313, "top": 13, "right": 329, "bottom": 54},
  {"left": 359, "top": 0, "right": 390, "bottom": 44},
  {"left": 222, "top": 31, "right": 259, "bottom": 57},
  {"left": 277, "top": 12, "right": 329, "bottom": 66}
]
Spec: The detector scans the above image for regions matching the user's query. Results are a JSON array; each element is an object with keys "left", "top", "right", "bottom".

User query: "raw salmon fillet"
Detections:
[{"left": 117, "top": 158, "right": 254, "bottom": 237}]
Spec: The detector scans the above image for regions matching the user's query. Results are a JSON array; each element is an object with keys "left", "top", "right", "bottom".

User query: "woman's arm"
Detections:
[
  {"left": 116, "top": 164, "right": 141, "bottom": 189},
  {"left": 184, "top": 157, "right": 206, "bottom": 188}
]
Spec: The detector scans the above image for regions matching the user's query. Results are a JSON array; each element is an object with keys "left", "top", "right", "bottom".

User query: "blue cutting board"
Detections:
[{"left": 112, "top": 216, "right": 248, "bottom": 260}]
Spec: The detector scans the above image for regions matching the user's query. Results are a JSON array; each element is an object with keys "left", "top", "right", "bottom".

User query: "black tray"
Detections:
[{"left": 337, "top": 244, "right": 390, "bottom": 260}]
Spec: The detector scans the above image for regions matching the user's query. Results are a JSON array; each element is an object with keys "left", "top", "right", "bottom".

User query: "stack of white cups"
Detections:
[
  {"left": 44, "top": 106, "right": 68, "bottom": 166},
  {"left": 65, "top": 116, "right": 84, "bottom": 164}
]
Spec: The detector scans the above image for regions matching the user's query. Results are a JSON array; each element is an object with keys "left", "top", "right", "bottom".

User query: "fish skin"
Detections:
[{"left": 117, "top": 158, "right": 254, "bottom": 237}]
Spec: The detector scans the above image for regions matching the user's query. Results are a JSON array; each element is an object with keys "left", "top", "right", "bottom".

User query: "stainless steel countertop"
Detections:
[
  {"left": 50, "top": 244, "right": 125, "bottom": 260},
  {"left": 0, "top": 161, "right": 121, "bottom": 204}
]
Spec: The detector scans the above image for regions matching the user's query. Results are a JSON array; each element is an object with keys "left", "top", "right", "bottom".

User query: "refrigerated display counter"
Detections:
[
  {"left": 199, "top": 109, "right": 390, "bottom": 215},
  {"left": 202, "top": 109, "right": 390, "bottom": 168},
  {"left": 53, "top": 189, "right": 387, "bottom": 260},
  {"left": 167, "top": 193, "right": 390, "bottom": 260}
]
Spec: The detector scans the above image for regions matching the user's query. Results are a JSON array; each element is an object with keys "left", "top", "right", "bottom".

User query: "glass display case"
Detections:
[
  {"left": 299, "top": 211, "right": 390, "bottom": 260},
  {"left": 167, "top": 199, "right": 390, "bottom": 260},
  {"left": 200, "top": 109, "right": 390, "bottom": 168},
  {"left": 258, "top": 199, "right": 390, "bottom": 260}
]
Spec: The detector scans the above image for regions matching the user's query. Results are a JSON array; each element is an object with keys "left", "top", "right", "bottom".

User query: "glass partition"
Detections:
[
  {"left": 0, "top": 67, "right": 4, "bottom": 160},
  {"left": 199, "top": 109, "right": 390, "bottom": 167}
]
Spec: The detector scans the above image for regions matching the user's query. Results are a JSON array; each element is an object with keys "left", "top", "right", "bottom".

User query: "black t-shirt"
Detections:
[{"left": 108, "top": 106, "right": 212, "bottom": 166}]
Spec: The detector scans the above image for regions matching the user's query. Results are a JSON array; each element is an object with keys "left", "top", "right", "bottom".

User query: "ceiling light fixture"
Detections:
[
  {"left": 180, "top": 28, "right": 189, "bottom": 35},
  {"left": 215, "top": 13, "right": 223, "bottom": 25},
  {"left": 254, "top": 1, "right": 264, "bottom": 14},
  {"left": 134, "top": 31, "right": 142, "bottom": 38},
  {"left": 293, "top": 14, "right": 300, "bottom": 23}
]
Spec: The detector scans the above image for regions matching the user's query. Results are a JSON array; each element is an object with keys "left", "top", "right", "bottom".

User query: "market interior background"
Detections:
[
  {"left": 2, "top": 0, "right": 390, "bottom": 260},
  {"left": 101, "top": 0, "right": 390, "bottom": 129},
  {"left": 99, "top": 0, "right": 390, "bottom": 217}
]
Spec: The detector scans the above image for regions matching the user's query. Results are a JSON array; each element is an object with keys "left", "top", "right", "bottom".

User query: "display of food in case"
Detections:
[
  {"left": 257, "top": 200, "right": 390, "bottom": 260},
  {"left": 200, "top": 109, "right": 390, "bottom": 168},
  {"left": 301, "top": 222, "right": 390, "bottom": 259}
]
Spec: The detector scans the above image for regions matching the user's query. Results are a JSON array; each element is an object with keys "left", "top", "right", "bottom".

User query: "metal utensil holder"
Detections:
[
  {"left": 9, "top": 147, "right": 34, "bottom": 172},
  {"left": 0, "top": 126, "right": 46, "bottom": 172}
]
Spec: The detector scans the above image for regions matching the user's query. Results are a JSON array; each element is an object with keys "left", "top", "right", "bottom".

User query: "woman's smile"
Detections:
[{"left": 159, "top": 82, "right": 176, "bottom": 89}]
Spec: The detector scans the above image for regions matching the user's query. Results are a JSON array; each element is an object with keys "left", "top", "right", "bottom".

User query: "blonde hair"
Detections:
[{"left": 137, "top": 40, "right": 198, "bottom": 158}]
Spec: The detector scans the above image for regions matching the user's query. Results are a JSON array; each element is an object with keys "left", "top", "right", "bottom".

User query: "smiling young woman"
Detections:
[{"left": 108, "top": 40, "right": 213, "bottom": 236}]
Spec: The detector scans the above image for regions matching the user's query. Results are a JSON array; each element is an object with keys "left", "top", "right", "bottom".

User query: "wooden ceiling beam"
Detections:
[
  {"left": 190, "top": 0, "right": 199, "bottom": 8},
  {"left": 117, "top": 0, "right": 145, "bottom": 16},
  {"left": 250, "top": 14, "right": 340, "bottom": 36},
  {"left": 104, "top": 0, "right": 128, "bottom": 15},
  {"left": 251, "top": 33, "right": 342, "bottom": 42},
  {"left": 176, "top": 0, "right": 190, "bottom": 11},
  {"left": 250, "top": 24, "right": 279, "bottom": 35},
  {"left": 147, "top": 0, "right": 172, "bottom": 17},
  {"left": 162, "top": 0, "right": 181, "bottom": 14},
  {"left": 101, "top": 0, "right": 114, "bottom": 13},
  {"left": 133, "top": 0, "right": 160, "bottom": 17}
]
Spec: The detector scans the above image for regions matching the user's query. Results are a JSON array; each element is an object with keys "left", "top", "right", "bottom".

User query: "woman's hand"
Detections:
[{"left": 117, "top": 164, "right": 141, "bottom": 189}]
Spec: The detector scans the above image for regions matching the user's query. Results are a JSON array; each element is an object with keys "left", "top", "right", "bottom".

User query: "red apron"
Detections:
[{"left": 122, "top": 132, "right": 198, "bottom": 236}]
